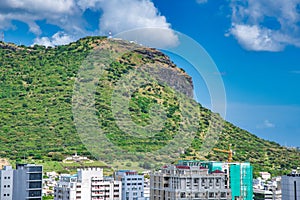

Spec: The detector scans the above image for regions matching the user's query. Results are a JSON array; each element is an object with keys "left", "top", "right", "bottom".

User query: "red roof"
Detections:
[
  {"left": 211, "top": 170, "right": 224, "bottom": 174},
  {"left": 176, "top": 165, "right": 190, "bottom": 169}
]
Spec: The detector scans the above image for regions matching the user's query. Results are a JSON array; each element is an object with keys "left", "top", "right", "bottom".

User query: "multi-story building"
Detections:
[
  {"left": 253, "top": 176, "right": 281, "bottom": 200},
  {"left": 144, "top": 178, "right": 150, "bottom": 200},
  {"left": 151, "top": 160, "right": 253, "bottom": 200},
  {"left": 0, "top": 166, "right": 13, "bottom": 200},
  {"left": 115, "top": 170, "right": 145, "bottom": 200},
  {"left": 282, "top": 170, "right": 300, "bottom": 200},
  {"left": 13, "top": 164, "right": 43, "bottom": 200},
  {"left": 91, "top": 176, "right": 122, "bottom": 200},
  {"left": 151, "top": 164, "right": 232, "bottom": 200},
  {"left": 229, "top": 163, "right": 253, "bottom": 200},
  {"left": 54, "top": 168, "right": 121, "bottom": 200},
  {"left": 54, "top": 174, "right": 79, "bottom": 200}
]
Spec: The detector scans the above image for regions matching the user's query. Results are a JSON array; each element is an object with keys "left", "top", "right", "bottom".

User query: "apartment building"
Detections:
[
  {"left": 150, "top": 165, "right": 232, "bottom": 200},
  {"left": 0, "top": 166, "right": 13, "bottom": 200},
  {"left": 13, "top": 164, "right": 43, "bottom": 200},
  {"left": 54, "top": 168, "right": 121, "bottom": 200},
  {"left": 115, "top": 170, "right": 145, "bottom": 200},
  {"left": 282, "top": 170, "right": 300, "bottom": 200}
]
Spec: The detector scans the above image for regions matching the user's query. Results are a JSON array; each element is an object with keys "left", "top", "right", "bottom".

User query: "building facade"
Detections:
[
  {"left": 54, "top": 168, "right": 121, "bottom": 200},
  {"left": 115, "top": 170, "right": 145, "bottom": 200},
  {"left": 0, "top": 166, "right": 13, "bottom": 200},
  {"left": 151, "top": 164, "right": 232, "bottom": 200},
  {"left": 54, "top": 175, "right": 79, "bottom": 200},
  {"left": 13, "top": 164, "right": 43, "bottom": 200},
  {"left": 282, "top": 171, "right": 300, "bottom": 200}
]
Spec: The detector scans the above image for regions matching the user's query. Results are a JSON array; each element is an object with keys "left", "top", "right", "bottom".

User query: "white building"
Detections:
[
  {"left": 54, "top": 168, "right": 121, "bottom": 200},
  {"left": 259, "top": 172, "right": 271, "bottom": 181},
  {"left": 282, "top": 171, "right": 300, "bottom": 200},
  {"left": 54, "top": 174, "right": 78, "bottom": 200},
  {"left": 13, "top": 164, "right": 43, "bottom": 200},
  {"left": 115, "top": 170, "right": 145, "bottom": 200},
  {"left": 0, "top": 166, "right": 13, "bottom": 200},
  {"left": 143, "top": 178, "right": 150, "bottom": 200}
]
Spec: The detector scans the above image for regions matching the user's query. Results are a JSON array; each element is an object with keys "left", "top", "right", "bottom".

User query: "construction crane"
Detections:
[{"left": 213, "top": 144, "right": 233, "bottom": 162}]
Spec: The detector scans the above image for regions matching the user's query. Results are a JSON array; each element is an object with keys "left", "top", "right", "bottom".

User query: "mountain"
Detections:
[{"left": 0, "top": 37, "right": 299, "bottom": 176}]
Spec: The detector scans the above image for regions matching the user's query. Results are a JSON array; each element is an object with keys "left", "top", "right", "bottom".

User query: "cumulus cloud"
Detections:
[
  {"left": 230, "top": 24, "right": 284, "bottom": 51},
  {"left": 229, "top": 0, "right": 300, "bottom": 51},
  {"left": 257, "top": 120, "right": 275, "bottom": 129},
  {"left": 33, "top": 32, "right": 74, "bottom": 47},
  {"left": 98, "top": 0, "right": 178, "bottom": 47},
  {"left": 0, "top": 0, "right": 84, "bottom": 39},
  {"left": 0, "top": 0, "right": 177, "bottom": 47}
]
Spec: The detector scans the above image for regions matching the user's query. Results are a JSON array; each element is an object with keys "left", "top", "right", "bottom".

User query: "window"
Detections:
[
  {"left": 29, "top": 190, "right": 41, "bottom": 197},
  {"left": 29, "top": 182, "right": 42, "bottom": 189},
  {"left": 29, "top": 173, "right": 42, "bottom": 180},
  {"left": 180, "top": 192, "right": 186, "bottom": 198},
  {"left": 221, "top": 192, "right": 226, "bottom": 198},
  {"left": 29, "top": 166, "right": 42, "bottom": 172}
]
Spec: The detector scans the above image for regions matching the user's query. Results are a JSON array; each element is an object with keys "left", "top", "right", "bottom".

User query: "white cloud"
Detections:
[
  {"left": 0, "top": 0, "right": 83, "bottom": 38},
  {"left": 98, "top": 0, "right": 178, "bottom": 48},
  {"left": 33, "top": 32, "right": 74, "bottom": 47},
  {"left": 0, "top": 0, "right": 177, "bottom": 47},
  {"left": 257, "top": 120, "right": 275, "bottom": 129},
  {"left": 230, "top": 24, "right": 284, "bottom": 51},
  {"left": 229, "top": 0, "right": 300, "bottom": 51}
]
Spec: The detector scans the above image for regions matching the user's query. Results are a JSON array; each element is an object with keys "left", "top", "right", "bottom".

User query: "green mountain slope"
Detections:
[{"left": 0, "top": 37, "right": 299, "bottom": 176}]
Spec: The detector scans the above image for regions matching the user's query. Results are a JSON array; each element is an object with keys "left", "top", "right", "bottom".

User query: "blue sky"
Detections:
[{"left": 1, "top": 0, "right": 300, "bottom": 147}]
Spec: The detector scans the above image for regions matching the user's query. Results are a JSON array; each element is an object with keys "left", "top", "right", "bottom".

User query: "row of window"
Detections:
[
  {"left": 125, "top": 182, "right": 143, "bottom": 185},
  {"left": 1, "top": 176, "right": 11, "bottom": 180},
  {"left": 3, "top": 184, "right": 10, "bottom": 188},
  {"left": 122, "top": 178, "right": 143, "bottom": 181}
]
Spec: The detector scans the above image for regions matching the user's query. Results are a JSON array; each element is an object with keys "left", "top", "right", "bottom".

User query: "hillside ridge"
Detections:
[{"left": 0, "top": 36, "right": 299, "bottom": 176}]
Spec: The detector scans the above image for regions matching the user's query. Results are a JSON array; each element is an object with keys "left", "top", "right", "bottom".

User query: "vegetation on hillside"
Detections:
[{"left": 0, "top": 37, "right": 299, "bottom": 176}]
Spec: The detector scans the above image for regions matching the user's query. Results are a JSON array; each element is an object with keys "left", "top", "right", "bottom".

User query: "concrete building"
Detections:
[
  {"left": 54, "top": 174, "right": 79, "bottom": 200},
  {"left": 144, "top": 178, "right": 150, "bottom": 200},
  {"left": 13, "top": 164, "right": 43, "bottom": 200},
  {"left": 54, "top": 168, "right": 121, "bottom": 200},
  {"left": 282, "top": 170, "right": 300, "bottom": 200},
  {"left": 253, "top": 189, "right": 273, "bottom": 200},
  {"left": 0, "top": 166, "right": 13, "bottom": 200},
  {"left": 151, "top": 164, "right": 232, "bottom": 200},
  {"left": 179, "top": 160, "right": 253, "bottom": 200},
  {"left": 253, "top": 176, "right": 281, "bottom": 200},
  {"left": 115, "top": 170, "right": 145, "bottom": 200}
]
